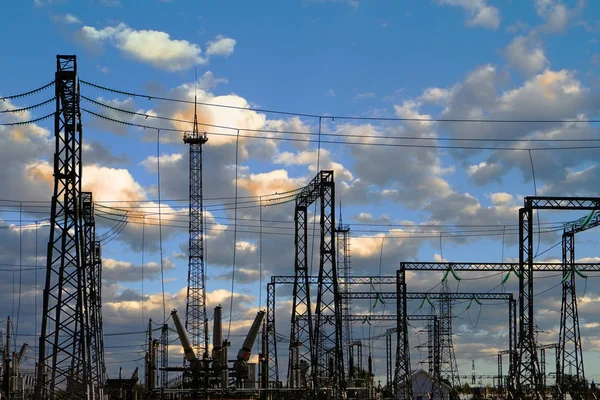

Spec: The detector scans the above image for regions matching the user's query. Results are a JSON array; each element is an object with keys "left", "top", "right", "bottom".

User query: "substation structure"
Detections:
[
  {"left": 34, "top": 55, "right": 107, "bottom": 400},
  {"left": 11, "top": 54, "right": 600, "bottom": 400},
  {"left": 398, "top": 257, "right": 600, "bottom": 400},
  {"left": 267, "top": 275, "right": 517, "bottom": 400},
  {"left": 288, "top": 171, "right": 345, "bottom": 399}
]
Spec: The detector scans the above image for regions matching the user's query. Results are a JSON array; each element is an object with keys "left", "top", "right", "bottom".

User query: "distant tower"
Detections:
[
  {"left": 439, "top": 281, "right": 460, "bottom": 387},
  {"left": 183, "top": 91, "right": 209, "bottom": 360},
  {"left": 336, "top": 206, "right": 352, "bottom": 375}
]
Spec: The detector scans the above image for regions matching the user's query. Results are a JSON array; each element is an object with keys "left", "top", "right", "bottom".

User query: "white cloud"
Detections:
[
  {"left": 489, "top": 192, "right": 514, "bottom": 206},
  {"left": 325, "top": 89, "right": 336, "bottom": 97},
  {"left": 504, "top": 33, "right": 548, "bottom": 76},
  {"left": 420, "top": 87, "right": 452, "bottom": 104},
  {"left": 76, "top": 23, "right": 207, "bottom": 71},
  {"left": 206, "top": 35, "right": 236, "bottom": 57},
  {"left": 534, "top": 0, "right": 585, "bottom": 34},
  {"left": 52, "top": 13, "right": 82, "bottom": 24},
  {"left": 438, "top": 0, "right": 500, "bottom": 30},
  {"left": 354, "top": 92, "right": 375, "bottom": 100}
]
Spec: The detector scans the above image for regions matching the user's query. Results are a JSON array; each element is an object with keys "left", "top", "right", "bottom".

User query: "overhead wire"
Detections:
[
  {"left": 227, "top": 130, "right": 240, "bottom": 340},
  {"left": 81, "top": 108, "right": 600, "bottom": 152},
  {"left": 0, "top": 81, "right": 55, "bottom": 101},
  {"left": 0, "top": 112, "right": 55, "bottom": 126},
  {"left": 157, "top": 129, "right": 166, "bottom": 323},
  {"left": 80, "top": 79, "right": 600, "bottom": 124},
  {"left": 0, "top": 97, "right": 55, "bottom": 113}
]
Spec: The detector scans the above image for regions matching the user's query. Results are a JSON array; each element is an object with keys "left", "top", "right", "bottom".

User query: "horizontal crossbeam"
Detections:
[{"left": 401, "top": 262, "right": 600, "bottom": 271}]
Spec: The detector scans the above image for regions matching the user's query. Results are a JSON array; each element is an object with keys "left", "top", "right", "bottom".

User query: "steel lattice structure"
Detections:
[
  {"left": 336, "top": 219, "right": 352, "bottom": 377},
  {"left": 557, "top": 211, "right": 600, "bottom": 399},
  {"left": 394, "top": 267, "right": 518, "bottom": 400},
  {"left": 439, "top": 282, "right": 460, "bottom": 388},
  {"left": 289, "top": 171, "right": 345, "bottom": 398},
  {"left": 266, "top": 283, "right": 280, "bottom": 388},
  {"left": 519, "top": 197, "right": 600, "bottom": 399},
  {"left": 36, "top": 55, "right": 93, "bottom": 400},
  {"left": 82, "top": 193, "right": 106, "bottom": 398},
  {"left": 269, "top": 275, "right": 395, "bottom": 387},
  {"left": 183, "top": 99, "right": 209, "bottom": 361}
]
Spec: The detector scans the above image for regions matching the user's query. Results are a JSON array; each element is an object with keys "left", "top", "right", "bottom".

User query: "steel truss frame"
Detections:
[
  {"left": 289, "top": 171, "right": 345, "bottom": 398},
  {"left": 519, "top": 197, "right": 600, "bottom": 399},
  {"left": 558, "top": 211, "right": 600, "bottom": 399},
  {"left": 82, "top": 193, "right": 105, "bottom": 398},
  {"left": 36, "top": 55, "right": 93, "bottom": 400},
  {"left": 183, "top": 120, "right": 209, "bottom": 362},
  {"left": 269, "top": 276, "right": 396, "bottom": 388},
  {"left": 394, "top": 268, "right": 517, "bottom": 400}
]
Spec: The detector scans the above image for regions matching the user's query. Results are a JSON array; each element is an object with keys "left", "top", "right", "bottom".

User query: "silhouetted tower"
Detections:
[
  {"left": 439, "top": 282, "right": 460, "bottom": 387},
  {"left": 559, "top": 231, "right": 585, "bottom": 396},
  {"left": 36, "top": 55, "right": 93, "bottom": 399},
  {"left": 336, "top": 207, "right": 352, "bottom": 375},
  {"left": 183, "top": 94, "right": 209, "bottom": 360}
]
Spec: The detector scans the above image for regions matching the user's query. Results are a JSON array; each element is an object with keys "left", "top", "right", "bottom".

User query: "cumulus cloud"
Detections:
[
  {"left": 52, "top": 13, "right": 82, "bottom": 24},
  {"left": 103, "top": 258, "right": 176, "bottom": 282},
  {"left": 206, "top": 35, "right": 236, "bottom": 57},
  {"left": 438, "top": 0, "right": 500, "bottom": 30},
  {"left": 504, "top": 32, "right": 549, "bottom": 76},
  {"left": 534, "top": 0, "right": 585, "bottom": 34},
  {"left": 76, "top": 23, "right": 207, "bottom": 71}
]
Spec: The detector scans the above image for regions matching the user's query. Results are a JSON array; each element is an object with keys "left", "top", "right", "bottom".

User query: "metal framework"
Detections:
[
  {"left": 439, "top": 282, "right": 460, "bottom": 387},
  {"left": 289, "top": 171, "right": 345, "bottom": 397},
  {"left": 270, "top": 275, "right": 395, "bottom": 386},
  {"left": 394, "top": 267, "right": 518, "bottom": 400},
  {"left": 183, "top": 99, "right": 209, "bottom": 361},
  {"left": 558, "top": 211, "right": 599, "bottom": 398},
  {"left": 36, "top": 55, "right": 92, "bottom": 400},
  {"left": 519, "top": 197, "right": 600, "bottom": 399},
  {"left": 336, "top": 217, "right": 352, "bottom": 377},
  {"left": 266, "top": 283, "right": 279, "bottom": 387},
  {"left": 82, "top": 193, "right": 106, "bottom": 398}
]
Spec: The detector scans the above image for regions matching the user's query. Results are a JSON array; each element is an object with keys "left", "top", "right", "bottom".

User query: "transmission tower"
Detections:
[
  {"left": 36, "top": 55, "right": 92, "bottom": 399},
  {"left": 439, "top": 282, "right": 460, "bottom": 387},
  {"left": 559, "top": 231, "right": 585, "bottom": 398},
  {"left": 183, "top": 94, "right": 209, "bottom": 360},
  {"left": 336, "top": 209, "right": 352, "bottom": 375}
]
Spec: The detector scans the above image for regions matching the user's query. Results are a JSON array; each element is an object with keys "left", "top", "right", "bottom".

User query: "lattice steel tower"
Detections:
[
  {"left": 36, "top": 55, "right": 92, "bottom": 399},
  {"left": 439, "top": 282, "right": 460, "bottom": 387},
  {"left": 336, "top": 209, "right": 352, "bottom": 375},
  {"left": 559, "top": 231, "right": 585, "bottom": 397},
  {"left": 183, "top": 95, "right": 209, "bottom": 360}
]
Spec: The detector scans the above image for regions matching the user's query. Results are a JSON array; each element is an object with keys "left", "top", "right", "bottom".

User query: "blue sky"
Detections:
[{"left": 1, "top": 0, "right": 600, "bottom": 387}]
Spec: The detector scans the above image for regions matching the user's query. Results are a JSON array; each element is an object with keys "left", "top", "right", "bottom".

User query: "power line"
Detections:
[
  {"left": 0, "top": 81, "right": 55, "bottom": 101},
  {"left": 0, "top": 97, "right": 55, "bottom": 114},
  {"left": 0, "top": 112, "right": 55, "bottom": 126},
  {"left": 80, "top": 79, "right": 600, "bottom": 124},
  {"left": 81, "top": 95, "right": 600, "bottom": 143},
  {"left": 81, "top": 108, "right": 600, "bottom": 152}
]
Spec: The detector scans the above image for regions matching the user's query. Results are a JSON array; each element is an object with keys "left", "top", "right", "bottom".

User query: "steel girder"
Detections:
[
  {"left": 400, "top": 262, "right": 600, "bottom": 271},
  {"left": 36, "top": 55, "right": 91, "bottom": 400}
]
